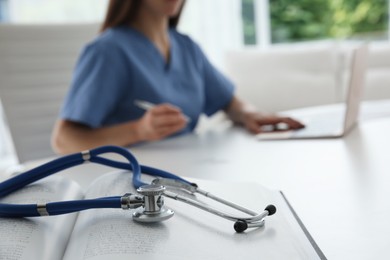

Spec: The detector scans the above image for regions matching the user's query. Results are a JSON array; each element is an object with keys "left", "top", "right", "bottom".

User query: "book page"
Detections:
[
  {"left": 64, "top": 171, "right": 323, "bottom": 260},
  {"left": 0, "top": 176, "right": 83, "bottom": 260}
]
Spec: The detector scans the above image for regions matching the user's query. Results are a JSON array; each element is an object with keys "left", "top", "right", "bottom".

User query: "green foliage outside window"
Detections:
[
  {"left": 242, "top": 0, "right": 257, "bottom": 45},
  {"left": 270, "top": 0, "right": 389, "bottom": 43}
]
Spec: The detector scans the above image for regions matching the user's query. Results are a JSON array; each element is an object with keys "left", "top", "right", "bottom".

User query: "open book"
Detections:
[{"left": 0, "top": 170, "right": 326, "bottom": 260}]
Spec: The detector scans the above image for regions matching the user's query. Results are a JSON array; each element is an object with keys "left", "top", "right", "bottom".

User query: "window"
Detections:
[
  {"left": 241, "top": 0, "right": 389, "bottom": 46},
  {"left": 1, "top": 0, "right": 389, "bottom": 44},
  {"left": 270, "top": 0, "right": 389, "bottom": 44},
  {"left": 242, "top": 0, "right": 257, "bottom": 45},
  {"left": 0, "top": 0, "right": 9, "bottom": 21}
]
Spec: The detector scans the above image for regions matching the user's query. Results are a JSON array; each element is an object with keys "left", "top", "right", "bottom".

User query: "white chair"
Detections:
[
  {"left": 224, "top": 43, "right": 340, "bottom": 113},
  {"left": 224, "top": 42, "right": 390, "bottom": 114},
  {"left": 0, "top": 23, "right": 99, "bottom": 163},
  {"left": 365, "top": 43, "right": 390, "bottom": 100}
]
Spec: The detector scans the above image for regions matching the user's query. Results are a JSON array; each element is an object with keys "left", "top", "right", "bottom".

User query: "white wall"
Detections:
[
  {"left": 179, "top": 0, "right": 243, "bottom": 69},
  {"left": 8, "top": 0, "right": 108, "bottom": 23}
]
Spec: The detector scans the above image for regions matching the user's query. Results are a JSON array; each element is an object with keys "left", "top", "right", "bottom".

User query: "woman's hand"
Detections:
[
  {"left": 241, "top": 111, "right": 305, "bottom": 134},
  {"left": 137, "top": 104, "right": 188, "bottom": 141},
  {"left": 225, "top": 96, "right": 304, "bottom": 134}
]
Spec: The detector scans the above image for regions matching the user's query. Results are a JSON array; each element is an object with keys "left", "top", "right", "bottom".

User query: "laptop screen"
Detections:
[{"left": 343, "top": 44, "right": 369, "bottom": 134}]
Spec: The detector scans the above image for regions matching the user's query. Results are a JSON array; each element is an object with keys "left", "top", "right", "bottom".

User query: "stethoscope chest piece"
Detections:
[{"left": 132, "top": 184, "right": 174, "bottom": 223}]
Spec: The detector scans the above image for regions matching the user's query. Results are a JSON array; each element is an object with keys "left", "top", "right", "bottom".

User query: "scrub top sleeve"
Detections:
[
  {"left": 61, "top": 42, "right": 128, "bottom": 128},
  {"left": 198, "top": 47, "right": 235, "bottom": 116}
]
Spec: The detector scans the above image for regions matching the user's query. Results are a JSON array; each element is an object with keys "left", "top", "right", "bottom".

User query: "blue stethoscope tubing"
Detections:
[{"left": 0, "top": 145, "right": 192, "bottom": 218}]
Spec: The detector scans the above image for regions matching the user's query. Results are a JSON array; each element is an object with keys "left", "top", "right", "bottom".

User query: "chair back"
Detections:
[{"left": 0, "top": 23, "right": 99, "bottom": 163}]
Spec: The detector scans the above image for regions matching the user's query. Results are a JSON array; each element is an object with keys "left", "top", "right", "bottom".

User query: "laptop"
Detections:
[{"left": 256, "top": 44, "right": 368, "bottom": 140}]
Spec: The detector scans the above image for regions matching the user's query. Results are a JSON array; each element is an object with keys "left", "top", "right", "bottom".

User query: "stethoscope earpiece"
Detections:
[{"left": 234, "top": 205, "right": 276, "bottom": 233}]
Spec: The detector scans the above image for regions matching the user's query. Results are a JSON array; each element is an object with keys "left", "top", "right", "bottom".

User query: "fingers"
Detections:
[
  {"left": 279, "top": 117, "right": 305, "bottom": 129},
  {"left": 255, "top": 116, "right": 298, "bottom": 127},
  {"left": 257, "top": 116, "right": 305, "bottom": 132},
  {"left": 152, "top": 114, "right": 187, "bottom": 133},
  {"left": 139, "top": 104, "right": 188, "bottom": 141},
  {"left": 153, "top": 123, "right": 185, "bottom": 138},
  {"left": 244, "top": 113, "right": 305, "bottom": 134},
  {"left": 151, "top": 105, "right": 186, "bottom": 127},
  {"left": 150, "top": 103, "right": 182, "bottom": 116}
]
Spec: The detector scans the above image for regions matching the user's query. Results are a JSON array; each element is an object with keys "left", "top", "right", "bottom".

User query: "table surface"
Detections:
[{"left": 4, "top": 99, "right": 390, "bottom": 259}]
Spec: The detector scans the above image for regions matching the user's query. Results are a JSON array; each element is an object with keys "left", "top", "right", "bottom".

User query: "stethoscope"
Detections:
[{"left": 0, "top": 145, "right": 276, "bottom": 233}]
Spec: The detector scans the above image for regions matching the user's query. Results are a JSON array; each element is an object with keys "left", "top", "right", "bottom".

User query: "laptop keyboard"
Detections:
[{"left": 292, "top": 112, "right": 344, "bottom": 137}]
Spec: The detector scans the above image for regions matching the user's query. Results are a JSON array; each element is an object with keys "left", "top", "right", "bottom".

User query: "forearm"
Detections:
[
  {"left": 51, "top": 120, "right": 144, "bottom": 154},
  {"left": 224, "top": 96, "right": 257, "bottom": 125}
]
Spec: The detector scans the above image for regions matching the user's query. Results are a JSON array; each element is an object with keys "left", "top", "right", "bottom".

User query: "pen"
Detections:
[{"left": 134, "top": 100, "right": 191, "bottom": 122}]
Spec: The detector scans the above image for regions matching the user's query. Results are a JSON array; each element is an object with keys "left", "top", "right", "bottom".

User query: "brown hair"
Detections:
[{"left": 100, "top": 0, "right": 184, "bottom": 32}]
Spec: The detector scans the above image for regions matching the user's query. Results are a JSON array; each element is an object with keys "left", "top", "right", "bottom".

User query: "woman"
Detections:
[{"left": 51, "top": 0, "right": 303, "bottom": 154}]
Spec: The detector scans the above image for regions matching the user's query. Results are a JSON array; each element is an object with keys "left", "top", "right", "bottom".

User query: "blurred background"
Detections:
[
  {"left": 0, "top": 0, "right": 388, "bottom": 65},
  {"left": 0, "top": 0, "right": 389, "bottom": 166}
]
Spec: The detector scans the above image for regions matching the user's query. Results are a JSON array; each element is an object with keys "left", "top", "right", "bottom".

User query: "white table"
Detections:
[
  {"left": 6, "top": 99, "right": 390, "bottom": 259},
  {"left": 122, "top": 100, "right": 390, "bottom": 260}
]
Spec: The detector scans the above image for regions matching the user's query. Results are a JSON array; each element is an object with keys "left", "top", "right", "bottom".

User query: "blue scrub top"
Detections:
[{"left": 61, "top": 26, "right": 235, "bottom": 135}]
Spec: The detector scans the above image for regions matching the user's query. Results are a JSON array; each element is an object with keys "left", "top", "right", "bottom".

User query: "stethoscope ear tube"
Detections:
[
  {"left": 0, "top": 146, "right": 189, "bottom": 199},
  {"left": 0, "top": 146, "right": 141, "bottom": 217},
  {"left": 0, "top": 197, "right": 122, "bottom": 217},
  {"left": 0, "top": 153, "right": 84, "bottom": 198}
]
